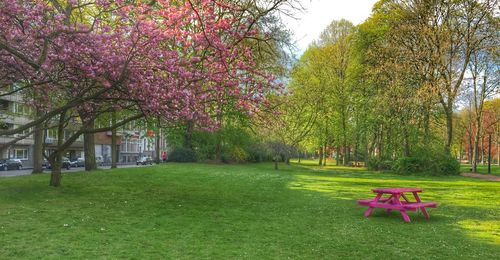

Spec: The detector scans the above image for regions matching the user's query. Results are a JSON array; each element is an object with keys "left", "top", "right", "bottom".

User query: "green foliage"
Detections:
[
  {"left": 247, "top": 144, "right": 272, "bottom": 163},
  {"left": 192, "top": 131, "right": 218, "bottom": 161},
  {"left": 393, "top": 149, "right": 460, "bottom": 175},
  {"left": 366, "top": 157, "right": 393, "bottom": 171},
  {"left": 228, "top": 147, "right": 249, "bottom": 163},
  {"left": 165, "top": 122, "right": 272, "bottom": 163},
  {"left": 168, "top": 148, "right": 197, "bottom": 162},
  {"left": 220, "top": 147, "right": 249, "bottom": 164}
]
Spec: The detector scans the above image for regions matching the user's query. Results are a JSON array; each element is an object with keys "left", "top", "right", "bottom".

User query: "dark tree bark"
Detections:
[
  {"left": 49, "top": 155, "right": 62, "bottom": 187},
  {"left": 32, "top": 109, "right": 44, "bottom": 174},
  {"left": 155, "top": 127, "right": 161, "bottom": 164},
  {"left": 318, "top": 147, "right": 323, "bottom": 166},
  {"left": 487, "top": 133, "right": 491, "bottom": 174},
  {"left": 49, "top": 111, "right": 66, "bottom": 187},
  {"left": 111, "top": 111, "right": 117, "bottom": 169},
  {"left": 445, "top": 109, "right": 453, "bottom": 153},
  {"left": 497, "top": 139, "right": 499, "bottom": 166},
  {"left": 322, "top": 143, "right": 327, "bottom": 166},
  {"left": 84, "top": 119, "right": 97, "bottom": 171},
  {"left": 336, "top": 145, "right": 340, "bottom": 166}
]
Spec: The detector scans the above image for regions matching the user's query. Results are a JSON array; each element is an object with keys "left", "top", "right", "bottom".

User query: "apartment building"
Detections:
[
  {"left": 0, "top": 94, "right": 35, "bottom": 166},
  {"left": 1, "top": 86, "right": 168, "bottom": 167}
]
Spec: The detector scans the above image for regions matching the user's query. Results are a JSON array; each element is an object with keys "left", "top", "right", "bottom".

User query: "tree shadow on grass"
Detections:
[{"left": 286, "top": 170, "right": 500, "bottom": 258}]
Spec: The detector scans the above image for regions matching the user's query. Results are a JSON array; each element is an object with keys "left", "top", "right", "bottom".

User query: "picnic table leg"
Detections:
[
  {"left": 401, "top": 193, "right": 410, "bottom": 203},
  {"left": 386, "top": 194, "right": 395, "bottom": 214},
  {"left": 394, "top": 194, "right": 411, "bottom": 222},
  {"left": 364, "top": 193, "right": 382, "bottom": 217},
  {"left": 412, "top": 192, "right": 430, "bottom": 219},
  {"left": 400, "top": 210, "right": 411, "bottom": 222}
]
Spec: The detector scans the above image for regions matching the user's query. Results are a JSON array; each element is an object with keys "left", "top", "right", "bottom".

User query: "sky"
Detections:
[{"left": 283, "top": 0, "right": 379, "bottom": 54}]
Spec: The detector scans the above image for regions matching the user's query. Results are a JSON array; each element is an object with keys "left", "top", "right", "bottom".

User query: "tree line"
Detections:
[{"left": 272, "top": 0, "right": 499, "bottom": 174}]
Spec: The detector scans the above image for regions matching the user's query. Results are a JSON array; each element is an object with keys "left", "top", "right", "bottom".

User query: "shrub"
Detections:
[
  {"left": 366, "top": 157, "right": 393, "bottom": 171},
  {"left": 436, "top": 154, "right": 460, "bottom": 175},
  {"left": 393, "top": 149, "right": 459, "bottom": 175},
  {"left": 247, "top": 144, "right": 271, "bottom": 162},
  {"left": 168, "top": 148, "right": 197, "bottom": 162},
  {"left": 220, "top": 153, "right": 231, "bottom": 163},
  {"left": 229, "top": 147, "right": 249, "bottom": 163},
  {"left": 393, "top": 157, "right": 423, "bottom": 174}
]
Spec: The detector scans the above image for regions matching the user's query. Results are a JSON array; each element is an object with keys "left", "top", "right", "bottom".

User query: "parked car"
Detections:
[
  {"left": 0, "top": 158, "right": 23, "bottom": 170},
  {"left": 136, "top": 156, "right": 154, "bottom": 165},
  {"left": 69, "top": 160, "right": 77, "bottom": 168},
  {"left": 42, "top": 159, "right": 49, "bottom": 168},
  {"left": 45, "top": 157, "right": 71, "bottom": 170},
  {"left": 71, "top": 158, "right": 85, "bottom": 167}
]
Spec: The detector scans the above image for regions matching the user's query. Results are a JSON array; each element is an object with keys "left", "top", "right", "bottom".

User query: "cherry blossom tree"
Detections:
[{"left": 0, "top": 0, "right": 293, "bottom": 186}]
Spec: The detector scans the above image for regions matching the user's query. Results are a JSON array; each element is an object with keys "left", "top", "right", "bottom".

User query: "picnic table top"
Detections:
[{"left": 372, "top": 187, "right": 423, "bottom": 194}]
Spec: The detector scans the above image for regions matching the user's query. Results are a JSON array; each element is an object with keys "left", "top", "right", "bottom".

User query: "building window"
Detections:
[
  {"left": 14, "top": 149, "right": 28, "bottom": 160},
  {"left": 121, "top": 138, "right": 140, "bottom": 153},
  {"left": 11, "top": 102, "right": 31, "bottom": 116},
  {"left": 47, "top": 129, "right": 57, "bottom": 139}
]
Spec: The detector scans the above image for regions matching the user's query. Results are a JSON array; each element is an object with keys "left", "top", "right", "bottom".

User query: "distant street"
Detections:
[{"left": 0, "top": 163, "right": 156, "bottom": 178}]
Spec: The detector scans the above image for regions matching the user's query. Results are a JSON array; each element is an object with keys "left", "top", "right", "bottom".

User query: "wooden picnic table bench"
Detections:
[{"left": 357, "top": 188, "right": 437, "bottom": 222}]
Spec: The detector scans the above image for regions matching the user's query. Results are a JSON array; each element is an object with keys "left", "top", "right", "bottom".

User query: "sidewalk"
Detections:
[{"left": 0, "top": 163, "right": 153, "bottom": 178}]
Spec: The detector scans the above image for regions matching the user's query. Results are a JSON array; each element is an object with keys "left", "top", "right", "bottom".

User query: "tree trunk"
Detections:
[
  {"left": 354, "top": 140, "right": 358, "bottom": 162},
  {"left": 274, "top": 155, "right": 278, "bottom": 170},
  {"left": 336, "top": 146, "right": 340, "bottom": 166},
  {"left": 84, "top": 119, "right": 97, "bottom": 171},
  {"left": 318, "top": 147, "right": 323, "bottom": 166},
  {"left": 155, "top": 118, "right": 161, "bottom": 164},
  {"left": 111, "top": 111, "right": 117, "bottom": 169},
  {"left": 378, "top": 125, "right": 384, "bottom": 160},
  {"left": 458, "top": 139, "right": 463, "bottom": 162},
  {"left": 497, "top": 140, "right": 499, "bottom": 166},
  {"left": 49, "top": 111, "right": 66, "bottom": 187},
  {"left": 468, "top": 131, "right": 473, "bottom": 164},
  {"left": 322, "top": 143, "right": 326, "bottom": 166},
  {"left": 32, "top": 109, "right": 44, "bottom": 174},
  {"left": 480, "top": 134, "right": 485, "bottom": 165},
  {"left": 346, "top": 146, "right": 351, "bottom": 165},
  {"left": 487, "top": 133, "right": 491, "bottom": 174},
  {"left": 472, "top": 133, "right": 479, "bottom": 173},
  {"left": 49, "top": 155, "right": 62, "bottom": 187},
  {"left": 298, "top": 151, "right": 301, "bottom": 163},
  {"left": 445, "top": 109, "right": 453, "bottom": 154}
]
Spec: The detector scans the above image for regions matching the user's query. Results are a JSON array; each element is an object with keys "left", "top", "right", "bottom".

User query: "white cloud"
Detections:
[{"left": 283, "top": 0, "right": 378, "bottom": 54}]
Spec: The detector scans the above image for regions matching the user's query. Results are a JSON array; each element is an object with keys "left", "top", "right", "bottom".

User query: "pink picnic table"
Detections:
[{"left": 357, "top": 188, "right": 437, "bottom": 222}]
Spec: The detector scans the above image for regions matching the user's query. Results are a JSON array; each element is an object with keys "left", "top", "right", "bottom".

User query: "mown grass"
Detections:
[
  {"left": 0, "top": 162, "right": 499, "bottom": 259},
  {"left": 460, "top": 163, "right": 500, "bottom": 176}
]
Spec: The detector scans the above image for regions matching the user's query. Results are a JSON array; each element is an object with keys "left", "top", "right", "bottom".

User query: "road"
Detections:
[{"left": 0, "top": 163, "right": 154, "bottom": 177}]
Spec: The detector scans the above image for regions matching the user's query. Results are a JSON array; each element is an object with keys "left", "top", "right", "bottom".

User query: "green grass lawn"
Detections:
[
  {"left": 1, "top": 162, "right": 499, "bottom": 259},
  {"left": 460, "top": 163, "right": 500, "bottom": 176}
]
